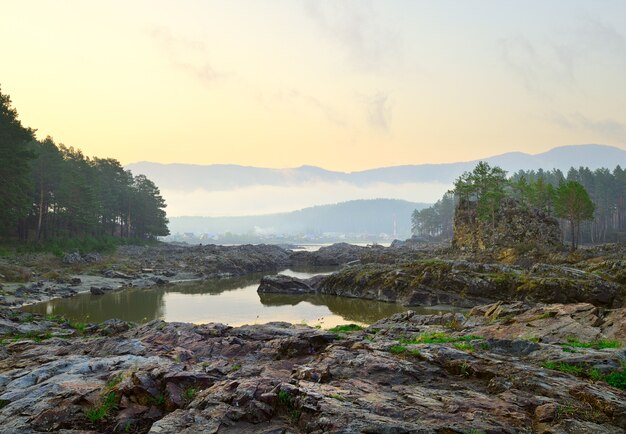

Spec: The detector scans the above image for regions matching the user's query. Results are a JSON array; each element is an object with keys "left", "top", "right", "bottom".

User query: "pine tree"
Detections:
[{"left": 0, "top": 87, "right": 35, "bottom": 239}]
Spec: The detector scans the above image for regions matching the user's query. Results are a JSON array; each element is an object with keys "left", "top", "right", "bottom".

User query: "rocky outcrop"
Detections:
[
  {"left": 389, "top": 235, "right": 433, "bottom": 249},
  {"left": 263, "top": 258, "right": 622, "bottom": 308},
  {"left": 0, "top": 304, "right": 624, "bottom": 433},
  {"left": 452, "top": 197, "right": 562, "bottom": 254},
  {"left": 258, "top": 274, "right": 317, "bottom": 294},
  {"left": 290, "top": 242, "right": 377, "bottom": 266},
  {"left": 63, "top": 251, "right": 102, "bottom": 265},
  {"left": 118, "top": 243, "right": 294, "bottom": 278}
]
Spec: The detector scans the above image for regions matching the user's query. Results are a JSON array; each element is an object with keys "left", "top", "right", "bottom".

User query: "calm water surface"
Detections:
[{"left": 22, "top": 268, "right": 460, "bottom": 327}]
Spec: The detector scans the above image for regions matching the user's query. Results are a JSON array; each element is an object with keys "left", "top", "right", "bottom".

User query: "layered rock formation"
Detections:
[
  {"left": 452, "top": 197, "right": 562, "bottom": 254},
  {"left": 260, "top": 259, "right": 622, "bottom": 308},
  {"left": 0, "top": 303, "right": 624, "bottom": 433}
]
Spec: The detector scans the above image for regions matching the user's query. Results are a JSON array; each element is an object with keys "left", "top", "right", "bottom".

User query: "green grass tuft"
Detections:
[
  {"left": 106, "top": 374, "right": 123, "bottom": 390},
  {"left": 542, "top": 361, "right": 584, "bottom": 376},
  {"left": 84, "top": 392, "right": 117, "bottom": 423},
  {"left": 151, "top": 394, "right": 166, "bottom": 406},
  {"left": 184, "top": 387, "right": 197, "bottom": 401},
  {"left": 562, "top": 337, "right": 621, "bottom": 350},
  {"left": 328, "top": 324, "right": 364, "bottom": 333},
  {"left": 399, "top": 332, "right": 484, "bottom": 345},
  {"left": 605, "top": 371, "right": 626, "bottom": 390},
  {"left": 542, "top": 360, "right": 626, "bottom": 390},
  {"left": 453, "top": 342, "right": 474, "bottom": 352},
  {"left": 389, "top": 345, "right": 407, "bottom": 354},
  {"left": 277, "top": 390, "right": 292, "bottom": 406}
]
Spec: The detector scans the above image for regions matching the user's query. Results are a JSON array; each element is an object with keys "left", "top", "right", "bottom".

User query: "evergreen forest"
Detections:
[
  {"left": 0, "top": 86, "right": 169, "bottom": 250},
  {"left": 412, "top": 163, "right": 621, "bottom": 247}
]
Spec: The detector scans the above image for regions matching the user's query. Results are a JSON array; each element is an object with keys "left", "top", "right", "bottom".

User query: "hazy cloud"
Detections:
[
  {"left": 363, "top": 92, "right": 393, "bottom": 131},
  {"left": 303, "top": 0, "right": 400, "bottom": 73},
  {"left": 162, "top": 181, "right": 449, "bottom": 217},
  {"left": 149, "top": 26, "right": 223, "bottom": 85},
  {"left": 499, "top": 18, "right": 626, "bottom": 96},
  {"left": 549, "top": 112, "right": 626, "bottom": 141},
  {"left": 554, "top": 18, "right": 626, "bottom": 72},
  {"left": 287, "top": 89, "right": 347, "bottom": 127},
  {"left": 498, "top": 36, "right": 547, "bottom": 95},
  {"left": 255, "top": 88, "right": 347, "bottom": 127}
]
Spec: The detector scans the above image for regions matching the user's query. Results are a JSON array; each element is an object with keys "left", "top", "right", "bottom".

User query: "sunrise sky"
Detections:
[{"left": 2, "top": 0, "right": 626, "bottom": 171}]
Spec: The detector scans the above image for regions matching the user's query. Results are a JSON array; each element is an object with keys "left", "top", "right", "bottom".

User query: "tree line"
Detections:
[
  {"left": 412, "top": 162, "right": 601, "bottom": 250},
  {"left": 510, "top": 166, "right": 626, "bottom": 245},
  {"left": 0, "top": 86, "right": 169, "bottom": 244}
]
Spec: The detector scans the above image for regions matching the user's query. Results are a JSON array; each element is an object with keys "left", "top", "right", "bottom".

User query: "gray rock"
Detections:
[
  {"left": 83, "top": 252, "right": 102, "bottom": 263},
  {"left": 103, "top": 269, "right": 133, "bottom": 279},
  {"left": 257, "top": 274, "right": 317, "bottom": 294},
  {"left": 90, "top": 287, "right": 105, "bottom": 295},
  {"left": 62, "top": 252, "right": 82, "bottom": 265}
]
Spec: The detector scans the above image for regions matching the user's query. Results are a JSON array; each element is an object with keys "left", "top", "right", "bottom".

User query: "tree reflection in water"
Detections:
[{"left": 22, "top": 268, "right": 461, "bottom": 326}]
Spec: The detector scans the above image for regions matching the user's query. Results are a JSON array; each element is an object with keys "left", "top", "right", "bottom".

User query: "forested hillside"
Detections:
[
  {"left": 0, "top": 86, "right": 169, "bottom": 245},
  {"left": 511, "top": 167, "right": 626, "bottom": 244},
  {"left": 412, "top": 163, "right": 625, "bottom": 246},
  {"left": 168, "top": 199, "right": 427, "bottom": 239}
]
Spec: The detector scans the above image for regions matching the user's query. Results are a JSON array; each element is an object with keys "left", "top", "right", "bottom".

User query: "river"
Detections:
[{"left": 22, "top": 267, "right": 462, "bottom": 327}]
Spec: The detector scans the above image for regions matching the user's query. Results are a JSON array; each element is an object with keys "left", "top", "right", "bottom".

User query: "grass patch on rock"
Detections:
[
  {"left": 84, "top": 391, "right": 117, "bottom": 423},
  {"left": 389, "top": 344, "right": 407, "bottom": 354},
  {"left": 561, "top": 337, "right": 621, "bottom": 350},
  {"left": 399, "top": 332, "right": 484, "bottom": 345},
  {"left": 542, "top": 360, "right": 626, "bottom": 390},
  {"left": 327, "top": 324, "right": 364, "bottom": 334}
]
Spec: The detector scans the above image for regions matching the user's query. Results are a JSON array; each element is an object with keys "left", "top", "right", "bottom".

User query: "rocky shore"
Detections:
[
  {"left": 1, "top": 241, "right": 626, "bottom": 432},
  {"left": 5, "top": 241, "right": 626, "bottom": 310},
  {"left": 259, "top": 257, "right": 623, "bottom": 309},
  {"left": 0, "top": 301, "right": 624, "bottom": 433},
  {"left": 0, "top": 243, "right": 367, "bottom": 308}
]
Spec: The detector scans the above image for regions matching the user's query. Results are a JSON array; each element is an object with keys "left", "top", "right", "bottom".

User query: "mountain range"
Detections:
[
  {"left": 126, "top": 144, "right": 626, "bottom": 219},
  {"left": 127, "top": 144, "right": 626, "bottom": 192},
  {"left": 167, "top": 199, "right": 427, "bottom": 240}
]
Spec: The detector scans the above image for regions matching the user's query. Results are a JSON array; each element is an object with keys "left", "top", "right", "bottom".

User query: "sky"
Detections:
[{"left": 2, "top": 0, "right": 626, "bottom": 172}]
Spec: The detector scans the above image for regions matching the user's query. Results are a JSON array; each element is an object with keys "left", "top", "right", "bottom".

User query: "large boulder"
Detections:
[{"left": 258, "top": 274, "right": 317, "bottom": 294}]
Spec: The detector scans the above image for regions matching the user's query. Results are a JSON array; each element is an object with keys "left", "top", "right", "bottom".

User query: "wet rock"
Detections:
[
  {"left": 103, "top": 270, "right": 133, "bottom": 279},
  {"left": 258, "top": 274, "right": 317, "bottom": 294},
  {"left": 90, "top": 287, "right": 105, "bottom": 295}
]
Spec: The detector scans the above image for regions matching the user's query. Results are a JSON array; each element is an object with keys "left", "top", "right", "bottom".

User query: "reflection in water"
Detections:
[
  {"left": 22, "top": 267, "right": 457, "bottom": 327},
  {"left": 258, "top": 292, "right": 407, "bottom": 324}
]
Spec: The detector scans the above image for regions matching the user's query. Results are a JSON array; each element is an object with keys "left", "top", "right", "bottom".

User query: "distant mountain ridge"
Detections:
[
  {"left": 127, "top": 144, "right": 626, "bottom": 192},
  {"left": 168, "top": 199, "right": 427, "bottom": 238}
]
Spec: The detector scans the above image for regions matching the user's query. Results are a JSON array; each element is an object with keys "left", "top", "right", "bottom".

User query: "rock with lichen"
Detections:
[{"left": 452, "top": 197, "right": 562, "bottom": 255}]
